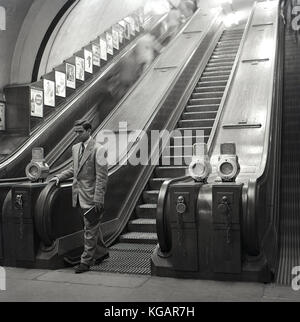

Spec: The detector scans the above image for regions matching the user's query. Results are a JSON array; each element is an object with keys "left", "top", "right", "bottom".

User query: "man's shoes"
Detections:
[
  {"left": 94, "top": 253, "right": 110, "bottom": 265},
  {"left": 75, "top": 263, "right": 90, "bottom": 274}
]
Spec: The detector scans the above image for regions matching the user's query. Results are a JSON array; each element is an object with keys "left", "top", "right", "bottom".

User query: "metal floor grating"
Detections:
[
  {"left": 121, "top": 232, "right": 158, "bottom": 239},
  {"left": 110, "top": 243, "right": 156, "bottom": 253},
  {"left": 91, "top": 244, "right": 156, "bottom": 275}
]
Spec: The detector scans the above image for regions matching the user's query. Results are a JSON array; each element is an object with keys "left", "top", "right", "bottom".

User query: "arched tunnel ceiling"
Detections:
[
  {"left": 41, "top": 0, "right": 148, "bottom": 76},
  {"left": 39, "top": 0, "right": 274, "bottom": 78}
]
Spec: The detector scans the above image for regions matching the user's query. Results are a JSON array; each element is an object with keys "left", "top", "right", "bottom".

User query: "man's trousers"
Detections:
[{"left": 78, "top": 208, "right": 108, "bottom": 266}]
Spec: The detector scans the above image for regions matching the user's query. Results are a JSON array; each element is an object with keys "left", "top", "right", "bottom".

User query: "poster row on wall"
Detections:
[{"left": 30, "top": 11, "right": 144, "bottom": 117}]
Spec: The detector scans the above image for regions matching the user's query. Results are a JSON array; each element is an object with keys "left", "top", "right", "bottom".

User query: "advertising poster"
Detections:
[
  {"left": 43, "top": 79, "right": 55, "bottom": 107},
  {"left": 75, "top": 56, "right": 85, "bottom": 81},
  {"left": 130, "top": 17, "right": 136, "bottom": 36},
  {"left": 100, "top": 38, "right": 107, "bottom": 61},
  {"left": 125, "top": 17, "right": 135, "bottom": 36},
  {"left": 55, "top": 71, "right": 66, "bottom": 98},
  {"left": 112, "top": 26, "right": 119, "bottom": 50},
  {"left": 106, "top": 32, "right": 114, "bottom": 55},
  {"left": 118, "top": 22, "right": 124, "bottom": 44},
  {"left": 30, "top": 89, "right": 44, "bottom": 118},
  {"left": 134, "top": 15, "right": 140, "bottom": 33},
  {"left": 92, "top": 44, "right": 101, "bottom": 67},
  {"left": 84, "top": 49, "right": 93, "bottom": 74},
  {"left": 0, "top": 102, "right": 5, "bottom": 131},
  {"left": 123, "top": 20, "right": 131, "bottom": 40},
  {"left": 66, "top": 63, "right": 76, "bottom": 89},
  {"left": 138, "top": 8, "right": 145, "bottom": 26}
]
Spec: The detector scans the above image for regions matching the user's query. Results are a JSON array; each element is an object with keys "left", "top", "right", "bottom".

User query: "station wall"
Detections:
[
  {"left": 0, "top": 0, "right": 34, "bottom": 100},
  {"left": 0, "top": 0, "right": 72, "bottom": 100},
  {"left": 38, "top": 0, "right": 147, "bottom": 79},
  {"left": 0, "top": 0, "right": 147, "bottom": 100}
]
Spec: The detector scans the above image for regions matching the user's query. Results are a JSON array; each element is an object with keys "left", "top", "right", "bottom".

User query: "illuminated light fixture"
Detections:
[
  {"left": 188, "top": 143, "right": 212, "bottom": 183},
  {"left": 217, "top": 143, "right": 240, "bottom": 183},
  {"left": 26, "top": 148, "right": 50, "bottom": 182},
  {"left": 144, "top": 0, "right": 170, "bottom": 15},
  {"left": 223, "top": 12, "right": 241, "bottom": 27}
]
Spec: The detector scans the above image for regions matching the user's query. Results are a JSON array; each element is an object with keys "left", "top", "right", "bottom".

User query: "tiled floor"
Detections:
[{"left": 0, "top": 267, "right": 299, "bottom": 302}]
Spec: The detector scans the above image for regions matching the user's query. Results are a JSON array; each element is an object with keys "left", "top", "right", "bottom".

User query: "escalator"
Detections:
[
  {"left": 0, "top": 8, "right": 225, "bottom": 269},
  {"left": 149, "top": 1, "right": 283, "bottom": 282},
  {"left": 90, "top": 29, "right": 244, "bottom": 275},
  {"left": 276, "top": 22, "right": 300, "bottom": 285}
]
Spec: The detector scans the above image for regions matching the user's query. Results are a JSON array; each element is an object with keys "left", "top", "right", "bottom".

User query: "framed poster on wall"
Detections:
[
  {"left": 112, "top": 26, "right": 119, "bottom": 50},
  {"left": 84, "top": 49, "right": 93, "bottom": 74},
  {"left": 100, "top": 38, "right": 107, "bottom": 61},
  {"left": 124, "top": 20, "right": 131, "bottom": 40},
  {"left": 43, "top": 79, "right": 55, "bottom": 107},
  {"left": 125, "top": 17, "right": 135, "bottom": 36},
  {"left": 0, "top": 101, "right": 5, "bottom": 131},
  {"left": 138, "top": 8, "right": 145, "bottom": 26},
  {"left": 75, "top": 56, "right": 85, "bottom": 81},
  {"left": 30, "top": 89, "right": 44, "bottom": 118},
  {"left": 66, "top": 63, "right": 76, "bottom": 89},
  {"left": 134, "top": 14, "right": 140, "bottom": 33},
  {"left": 55, "top": 71, "right": 66, "bottom": 98},
  {"left": 118, "top": 22, "right": 124, "bottom": 44},
  {"left": 106, "top": 32, "right": 114, "bottom": 55},
  {"left": 92, "top": 44, "right": 101, "bottom": 67}
]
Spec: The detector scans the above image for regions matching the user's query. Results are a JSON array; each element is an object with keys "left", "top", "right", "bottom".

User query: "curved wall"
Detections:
[
  {"left": 0, "top": 0, "right": 34, "bottom": 99},
  {"left": 10, "top": 0, "right": 74, "bottom": 85},
  {"left": 39, "top": 0, "right": 148, "bottom": 78}
]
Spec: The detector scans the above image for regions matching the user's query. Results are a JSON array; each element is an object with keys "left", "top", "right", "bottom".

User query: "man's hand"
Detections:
[
  {"left": 49, "top": 177, "right": 60, "bottom": 186},
  {"left": 94, "top": 202, "right": 104, "bottom": 214}
]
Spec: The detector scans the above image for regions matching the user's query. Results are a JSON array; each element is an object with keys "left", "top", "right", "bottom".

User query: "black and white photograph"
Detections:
[{"left": 0, "top": 0, "right": 300, "bottom": 306}]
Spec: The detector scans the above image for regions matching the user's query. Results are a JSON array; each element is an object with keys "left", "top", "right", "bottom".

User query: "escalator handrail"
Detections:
[
  {"left": 251, "top": 5, "right": 281, "bottom": 179},
  {"left": 246, "top": 5, "right": 284, "bottom": 257},
  {"left": 34, "top": 182, "right": 57, "bottom": 246},
  {"left": 157, "top": 176, "right": 190, "bottom": 253},
  {"left": 207, "top": 3, "right": 256, "bottom": 155}
]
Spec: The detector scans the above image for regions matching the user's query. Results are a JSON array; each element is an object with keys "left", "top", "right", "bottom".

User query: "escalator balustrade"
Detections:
[
  {"left": 91, "top": 29, "right": 244, "bottom": 275},
  {"left": 276, "top": 21, "right": 300, "bottom": 286}
]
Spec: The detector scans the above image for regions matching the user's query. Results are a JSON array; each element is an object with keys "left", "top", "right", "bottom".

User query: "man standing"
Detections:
[{"left": 51, "top": 120, "right": 109, "bottom": 274}]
